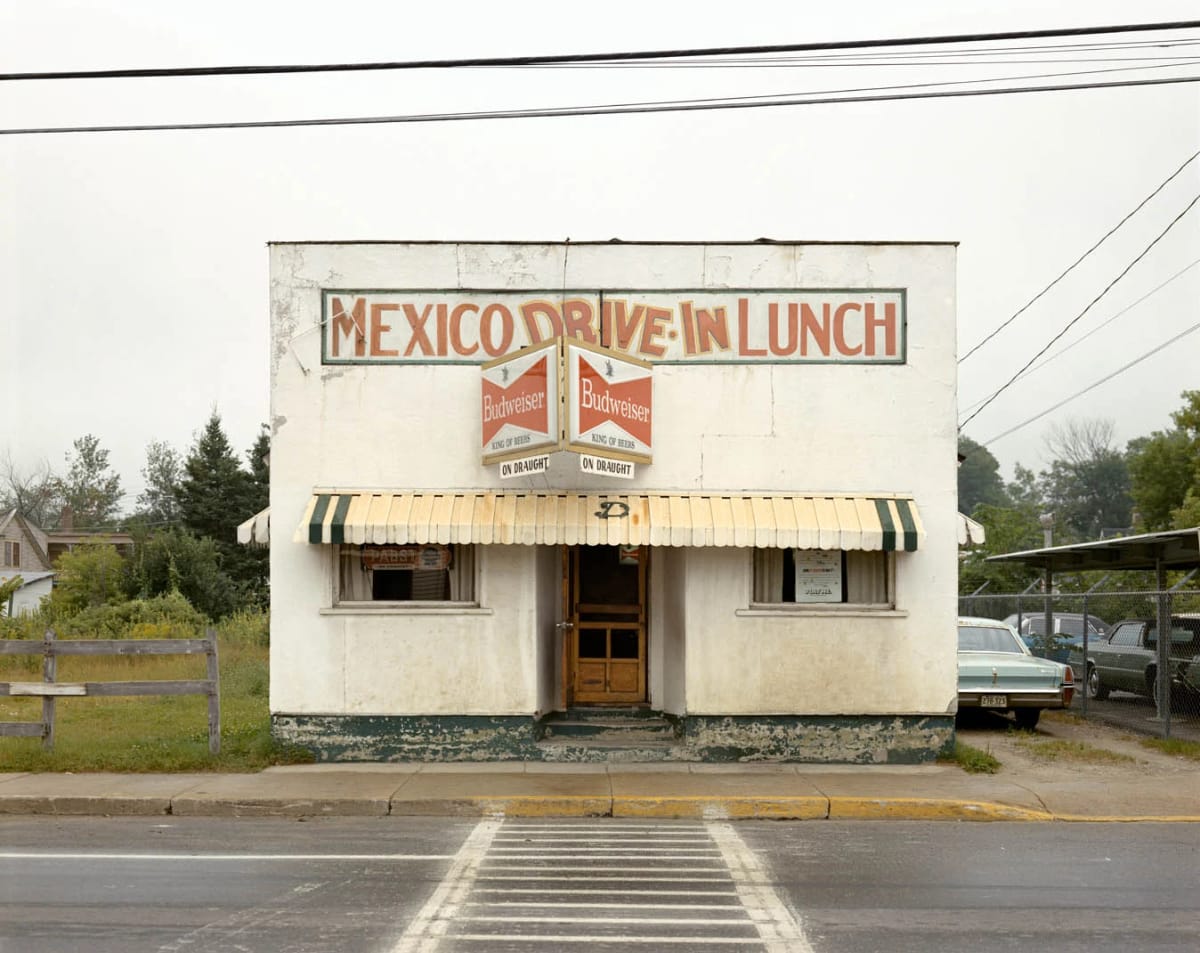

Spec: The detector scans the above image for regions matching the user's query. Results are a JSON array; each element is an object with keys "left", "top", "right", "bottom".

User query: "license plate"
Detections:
[{"left": 980, "top": 694, "right": 1007, "bottom": 708}]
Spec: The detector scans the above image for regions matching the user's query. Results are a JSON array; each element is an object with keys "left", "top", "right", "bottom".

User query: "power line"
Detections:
[
  {"left": 959, "top": 147, "right": 1200, "bottom": 364},
  {"left": 979, "top": 319, "right": 1200, "bottom": 446},
  {"left": 4, "top": 73, "right": 1199, "bottom": 137},
  {"left": 3, "top": 19, "right": 1198, "bottom": 81},
  {"left": 958, "top": 190, "right": 1200, "bottom": 432},
  {"left": 958, "top": 256, "right": 1200, "bottom": 415}
]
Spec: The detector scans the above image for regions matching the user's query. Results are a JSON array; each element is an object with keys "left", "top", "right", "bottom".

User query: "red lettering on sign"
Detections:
[
  {"left": 602, "top": 300, "right": 645, "bottom": 351},
  {"left": 402, "top": 303, "right": 433, "bottom": 357},
  {"left": 520, "top": 301, "right": 563, "bottom": 344},
  {"left": 801, "top": 303, "right": 830, "bottom": 356},
  {"left": 480, "top": 304, "right": 515, "bottom": 357},
  {"left": 864, "top": 301, "right": 897, "bottom": 357},
  {"left": 768, "top": 302, "right": 798, "bottom": 356},
  {"left": 330, "top": 297, "right": 367, "bottom": 357},
  {"left": 450, "top": 303, "right": 479, "bottom": 355},
  {"left": 562, "top": 298, "right": 598, "bottom": 343},
  {"left": 639, "top": 306, "right": 672, "bottom": 358},
  {"left": 481, "top": 356, "right": 550, "bottom": 445},
  {"left": 834, "top": 303, "right": 862, "bottom": 356},
  {"left": 577, "top": 356, "right": 652, "bottom": 446},
  {"left": 370, "top": 303, "right": 400, "bottom": 357},
  {"left": 737, "top": 298, "right": 766, "bottom": 357}
]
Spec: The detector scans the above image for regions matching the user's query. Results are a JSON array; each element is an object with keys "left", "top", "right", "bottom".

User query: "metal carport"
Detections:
[{"left": 987, "top": 528, "right": 1200, "bottom": 734}]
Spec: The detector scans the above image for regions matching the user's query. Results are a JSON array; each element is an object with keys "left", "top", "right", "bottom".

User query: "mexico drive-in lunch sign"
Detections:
[{"left": 321, "top": 289, "right": 907, "bottom": 365}]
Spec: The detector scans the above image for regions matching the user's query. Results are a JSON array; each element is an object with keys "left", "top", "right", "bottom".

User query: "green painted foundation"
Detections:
[{"left": 273, "top": 712, "right": 954, "bottom": 763}]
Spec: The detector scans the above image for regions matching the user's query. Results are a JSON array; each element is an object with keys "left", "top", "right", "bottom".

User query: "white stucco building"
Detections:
[{"left": 267, "top": 240, "right": 958, "bottom": 762}]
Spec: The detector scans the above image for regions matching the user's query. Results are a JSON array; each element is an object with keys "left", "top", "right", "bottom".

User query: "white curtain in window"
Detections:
[
  {"left": 752, "top": 548, "right": 784, "bottom": 603},
  {"left": 846, "top": 550, "right": 889, "bottom": 604},
  {"left": 339, "top": 549, "right": 373, "bottom": 601},
  {"left": 448, "top": 546, "right": 474, "bottom": 601}
]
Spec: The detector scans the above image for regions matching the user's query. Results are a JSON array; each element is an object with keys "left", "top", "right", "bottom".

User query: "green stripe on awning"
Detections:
[
  {"left": 894, "top": 498, "right": 919, "bottom": 552},
  {"left": 874, "top": 499, "right": 896, "bottom": 552},
  {"left": 308, "top": 494, "right": 333, "bottom": 544},
  {"left": 330, "top": 495, "right": 353, "bottom": 545}
]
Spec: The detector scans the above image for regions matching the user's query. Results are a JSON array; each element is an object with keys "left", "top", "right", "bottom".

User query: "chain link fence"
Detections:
[{"left": 958, "top": 589, "right": 1200, "bottom": 735}]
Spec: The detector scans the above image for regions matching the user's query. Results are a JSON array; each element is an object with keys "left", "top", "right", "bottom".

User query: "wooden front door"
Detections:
[{"left": 562, "top": 545, "right": 647, "bottom": 705}]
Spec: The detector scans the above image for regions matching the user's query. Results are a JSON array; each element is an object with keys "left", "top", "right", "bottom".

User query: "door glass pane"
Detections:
[
  {"left": 611, "top": 629, "right": 638, "bottom": 659},
  {"left": 578, "top": 629, "right": 607, "bottom": 658},
  {"left": 578, "top": 545, "right": 639, "bottom": 605}
]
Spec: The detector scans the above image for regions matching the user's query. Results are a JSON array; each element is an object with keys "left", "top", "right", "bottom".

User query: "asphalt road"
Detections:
[{"left": 2, "top": 817, "right": 1198, "bottom": 952}]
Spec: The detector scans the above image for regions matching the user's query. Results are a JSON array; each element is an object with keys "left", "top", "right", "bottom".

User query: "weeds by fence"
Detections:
[{"left": 0, "top": 628, "right": 220, "bottom": 753}]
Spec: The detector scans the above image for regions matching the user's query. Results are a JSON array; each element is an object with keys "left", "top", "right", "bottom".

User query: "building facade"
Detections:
[{"left": 268, "top": 241, "right": 959, "bottom": 762}]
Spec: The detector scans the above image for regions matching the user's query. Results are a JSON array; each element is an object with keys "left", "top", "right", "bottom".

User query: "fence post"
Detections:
[
  {"left": 206, "top": 627, "right": 221, "bottom": 755},
  {"left": 42, "top": 628, "right": 57, "bottom": 751},
  {"left": 1081, "top": 595, "right": 1089, "bottom": 715}
]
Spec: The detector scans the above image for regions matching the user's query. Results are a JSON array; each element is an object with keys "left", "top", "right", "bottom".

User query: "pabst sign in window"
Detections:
[
  {"left": 480, "top": 340, "right": 560, "bottom": 464},
  {"left": 565, "top": 340, "right": 652, "bottom": 464}
]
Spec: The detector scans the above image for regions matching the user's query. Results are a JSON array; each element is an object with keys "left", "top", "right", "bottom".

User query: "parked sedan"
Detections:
[
  {"left": 1071, "top": 616, "right": 1200, "bottom": 709},
  {"left": 957, "top": 617, "right": 1076, "bottom": 729}
]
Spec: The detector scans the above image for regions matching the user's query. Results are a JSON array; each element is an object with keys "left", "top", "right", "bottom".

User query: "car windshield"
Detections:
[{"left": 958, "top": 625, "right": 1024, "bottom": 654}]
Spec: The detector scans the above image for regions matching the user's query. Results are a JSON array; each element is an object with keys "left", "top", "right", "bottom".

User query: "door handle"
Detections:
[{"left": 555, "top": 621, "right": 575, "bottom": 630}]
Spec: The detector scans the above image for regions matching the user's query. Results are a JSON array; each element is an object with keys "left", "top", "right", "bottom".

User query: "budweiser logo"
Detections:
[
  {"left": 481, "top": 356, "right": 549, "bottom": 444},
  {"left": 578, "top": 355, "right": 651, "bottom": 445}
]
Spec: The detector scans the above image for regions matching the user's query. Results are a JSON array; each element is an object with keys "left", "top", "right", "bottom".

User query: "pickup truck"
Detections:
[{"left": 1072, "top": 616, "right": 1200, "bottom": 708}]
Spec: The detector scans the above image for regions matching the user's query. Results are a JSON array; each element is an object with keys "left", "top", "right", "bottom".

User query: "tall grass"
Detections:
[{"left": 0, "top": 607, "right": 313, "bottom": 772}]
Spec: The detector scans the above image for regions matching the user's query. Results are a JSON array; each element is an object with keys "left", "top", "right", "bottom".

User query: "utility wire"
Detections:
[
  {"left": 3, "top": 19, "right": 1198, "bottom": 81},
  {"left": 980, "top": 319, "right": 1200, "bottom": 446},
  {"left": 958, "top": 256, "right": 1200, "bottom": 415},
  {"left": 958, "top": 190, "right": 1200, "bottom": 432},
  {"left": 959, "top": 147, "right": 1200, "bottom": 364},
  {"left": 4, "top": 73, "right": 1199, "bottom": 137}
]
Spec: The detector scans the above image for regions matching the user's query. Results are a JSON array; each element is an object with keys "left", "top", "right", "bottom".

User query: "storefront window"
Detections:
[
  {"left": 752, "top": 549, "right": 891, "bottom": 607},
  {"left": 337, "top": 544, "right": 476, "bottom": 604}
]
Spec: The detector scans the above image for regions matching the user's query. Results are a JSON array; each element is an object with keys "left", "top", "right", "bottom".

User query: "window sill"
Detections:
[
  {"left": 737, "top": 606, "right": 908, "bottom": 619},
  {"left": 321, "top": 604, "right": 493, "bottom": 617}
]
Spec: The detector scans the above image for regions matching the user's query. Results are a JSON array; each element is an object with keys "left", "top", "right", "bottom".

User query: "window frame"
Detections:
[
  {"left": 331, "top": 543, "right": 480, "bottom": 610},
  {"left": 748, "top": 547, "right": 896, "bottom": 612}
]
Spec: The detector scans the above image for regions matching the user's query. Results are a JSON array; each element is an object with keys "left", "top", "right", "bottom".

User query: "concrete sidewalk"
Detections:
[{"left": 2, "top": 754, "right": 1198, "bottom": 822}]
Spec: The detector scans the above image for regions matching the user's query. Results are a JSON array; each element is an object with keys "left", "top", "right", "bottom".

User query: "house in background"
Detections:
[
  {"left": 0, "top": 508, "right": 135, "bottom": 616},
  {"left": 1, "top": 509, "right": 54, "bottom": 616}
]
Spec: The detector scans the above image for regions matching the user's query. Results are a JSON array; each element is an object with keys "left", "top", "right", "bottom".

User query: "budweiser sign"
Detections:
[
  {"left": 480, "top": 341, "right": 560, "bottom": 464},
  {"left": 566, "top": 340, "right": 652, "bottom": 464}
]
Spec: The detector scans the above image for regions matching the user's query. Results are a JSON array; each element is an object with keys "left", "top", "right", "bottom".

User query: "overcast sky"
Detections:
[{"left": 3, "top": 1, "right": 1198, "bottom": 513}]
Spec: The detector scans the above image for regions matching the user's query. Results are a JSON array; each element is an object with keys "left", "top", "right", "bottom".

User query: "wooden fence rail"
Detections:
[{"left": 0, "top": 628, "right": 220, "bottom": 753}]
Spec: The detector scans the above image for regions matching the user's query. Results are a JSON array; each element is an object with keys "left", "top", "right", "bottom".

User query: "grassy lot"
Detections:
[{"left": 0, "top": 612, "right": 313, "bottom": 773}]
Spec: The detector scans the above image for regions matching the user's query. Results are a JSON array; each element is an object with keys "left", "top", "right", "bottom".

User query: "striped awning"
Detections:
[
  {"left": 295, "top": 492, "right": 923, "bottom": 551},
  {"left": 958, "top": 512, "right": 986, "bottom": 547},
  {"left": 237, "top": 507, "right": 271, "bottom": 547}
]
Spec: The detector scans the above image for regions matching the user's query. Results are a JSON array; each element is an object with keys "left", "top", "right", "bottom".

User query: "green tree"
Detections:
[
  {"left": 48, "top": 542, "right": 127, "bottom": 615},
  {"left": 958, "top": 503, "right": 1043, "bottom": 595},
  {"left": 1127, "top": 429, "right": 1194, "bottom": 531},
  {"left": 1120, "top": 392, "right": 1200, "bottom": 533},
  {"left": 127, "top": 527, "right": 236, "bottom": 620},
  {"left": 56, "top": 435, "right": 124, "bottom": 529},
  {"left": 1, "top": 574, "right": 23, "bottom": 614},
  {"left": 1038, "top": 419, "right": 1131, "bottom": 541},
  {"left": 957, "top": 435, "right": 1010, "bottom": 515},
  {"left": 177, "top": 411, "right": 252, "bottom": 544},
  {"left": 134, "top": 440, "right": 184, "bottom": 527}
]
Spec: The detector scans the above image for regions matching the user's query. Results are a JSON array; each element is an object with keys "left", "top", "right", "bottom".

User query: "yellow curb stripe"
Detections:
[
  {"left": 1051, "top": 813, "right": 1200, "bottom": 823},
  {"left": 614, "top": 796, "right": 829, "bottom": 820},
  {"left": 828, "top": 797, "right": 1054, "bottom": 822}
]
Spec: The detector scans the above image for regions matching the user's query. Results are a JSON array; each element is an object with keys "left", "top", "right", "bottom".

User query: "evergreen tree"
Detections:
[{"left": 178, "top": 411, "right": 252, "bottom": 544}]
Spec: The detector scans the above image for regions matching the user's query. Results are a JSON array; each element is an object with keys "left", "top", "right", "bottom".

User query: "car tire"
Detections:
[
  {"left": 1087, "top": 665, "right": 1109, "bottom": 700},
  {"left": 1013, "top": 708, "right": 1041, "bottom": 730},
  {"left": 1148, "top": 670, "right": 1161, "bottom": 709}
]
